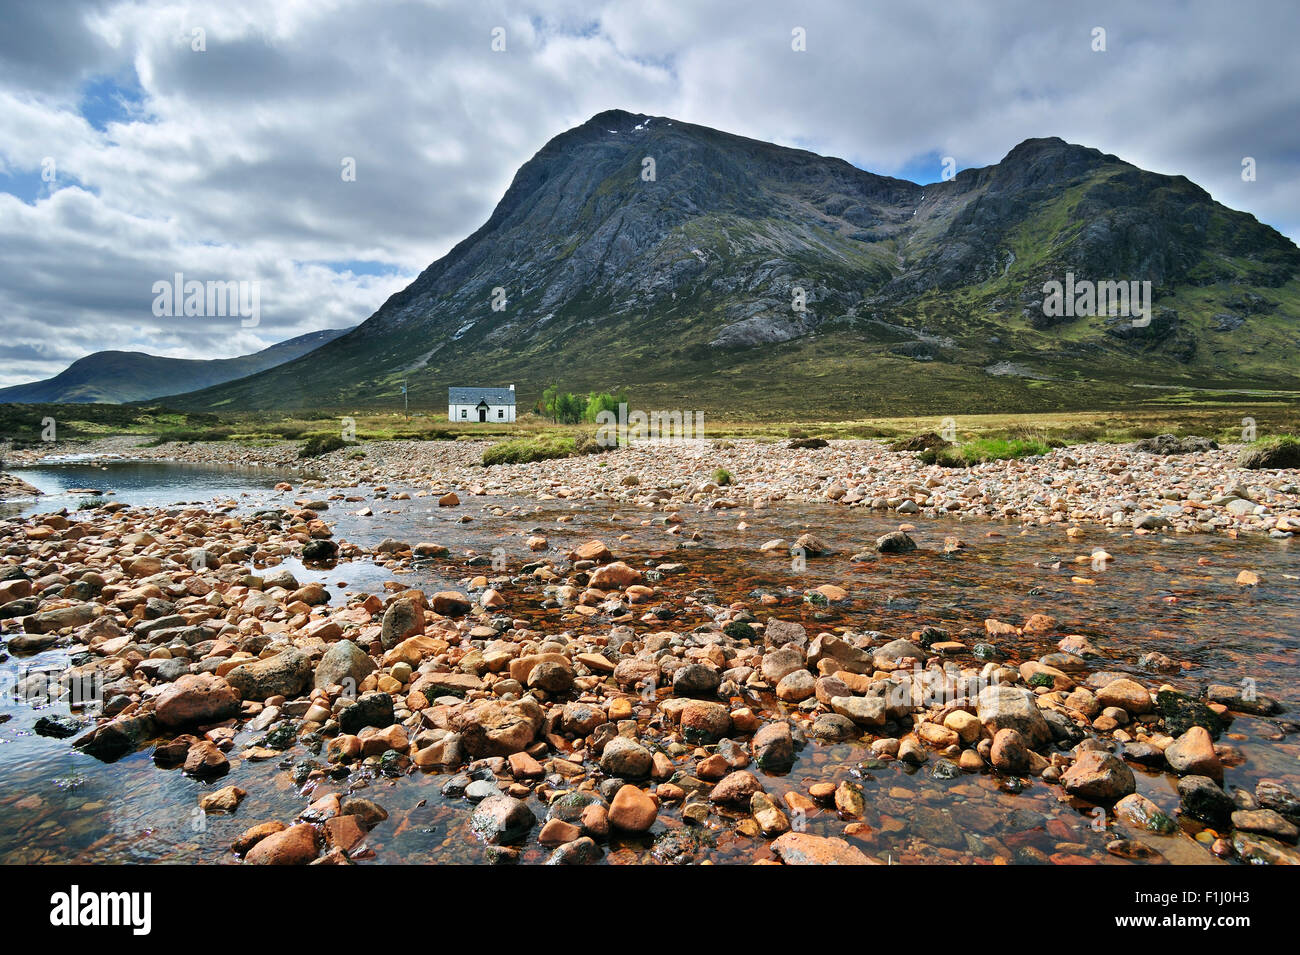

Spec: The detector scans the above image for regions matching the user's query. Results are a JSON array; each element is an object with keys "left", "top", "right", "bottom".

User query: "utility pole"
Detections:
[{"left": 402, "top": 379, "right": 408, "bottom": 419}]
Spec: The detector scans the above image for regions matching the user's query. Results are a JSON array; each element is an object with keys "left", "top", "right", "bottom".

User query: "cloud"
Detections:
[{"left": 0, "top": 0, "right": 1295, "bottom": 387}]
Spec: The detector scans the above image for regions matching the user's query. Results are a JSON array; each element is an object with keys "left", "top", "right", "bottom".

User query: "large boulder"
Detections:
[
  {"left": 764, "top": 619, "right": 808, "bottom": 649},
  {"left": 588, "top": 562, "right": 641, "bottom": 589},
  {"left": 338, "top": 691, "right": 394, "bottom": 733},
  {"left": 1164, "top": 725, "right": 1222, "bottom": 781},
  {"left": 452, "top": 698, "right": 545, "bottom": 757},
  {"left": 752, "top": 721, "right": 795, "bottom": 772},
  {"left": 226, "top": 648, "right": 313, "bottom": 701},
  {"left": 771, "top": 832, "right": 878, "bottom": 865},
  {"left": 74, "top": 714, "right": 157, "bottom": 762},
  {"left": 314, "top": 639, "right": 376, "bottom": 690},
  {"left": 807, "top": 633, "right": 871, "bottom": 673},
  {"left": 380, "top": 597, "right": 424, "bottom": 649},
  {"left": 1061, "top": 750, "right": 1135, "bottom": 803},
  {"left": 244, "top": 824, "right": 320, "bottom": 865},
  {"left": 599, "top": 736, "right": 653, "bottom": 778},
  {"left": 154, "top": 673, "right": 240, "bottom": 728},
  {"left": 470, "top": 795, "right": 536, "bottom": 845},
  {"left": 21, "top": 603, "right": 98, "bottom": 634},
  {"left": 977, "top": 685, "right": 1051, "bottom": 747},
  {"left": 672, "top": 663, "right": 720, "bottom": 697}
]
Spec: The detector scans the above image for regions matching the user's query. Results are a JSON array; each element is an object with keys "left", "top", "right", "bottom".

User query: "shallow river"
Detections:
[{"left": 1, "top": 460, "right": 1297, "bottom": 863}]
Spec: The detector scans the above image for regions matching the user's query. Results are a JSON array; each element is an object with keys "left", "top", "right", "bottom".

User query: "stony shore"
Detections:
[
  {"left": 0, "top": 472, "right": 41, "bottom": 498},
  {"left": 6, "top": 434, "right": 1299, "bottom": 538},
  {"left": 1, "top": 477, "right": 1298, "bottom": 864}
]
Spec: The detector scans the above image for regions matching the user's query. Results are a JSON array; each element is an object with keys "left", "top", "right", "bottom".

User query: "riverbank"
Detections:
[
  {"left": 6, "top": 433, "right": 1299, "bottom": 538},
  {"left": 0, "top": 472, "right": 41, "bottom": 498}
]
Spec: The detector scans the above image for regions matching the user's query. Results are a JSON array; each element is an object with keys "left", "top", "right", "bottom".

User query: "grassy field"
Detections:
[{"left": 4, "top": 395, "right": 1299, "bottom": 453}]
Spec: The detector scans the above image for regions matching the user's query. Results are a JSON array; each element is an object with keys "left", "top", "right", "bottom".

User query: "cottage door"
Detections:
[{"left": 477, "top": 400, "right": 489, "bottom": 422}]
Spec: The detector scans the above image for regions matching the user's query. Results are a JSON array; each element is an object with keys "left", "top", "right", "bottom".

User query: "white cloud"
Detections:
[{"left": 0, "top": 0, "right": 1295, "bottom": 387}]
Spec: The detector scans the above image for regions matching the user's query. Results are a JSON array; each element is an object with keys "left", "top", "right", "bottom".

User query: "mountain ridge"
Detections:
[
  {"left": 0, "top": 327, "right": 353, "bottom": 404},
  {"left": 161, "top": 111, "right": 1300, "bottom": 416}
]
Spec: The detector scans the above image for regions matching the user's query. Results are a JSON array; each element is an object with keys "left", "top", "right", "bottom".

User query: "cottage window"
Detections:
[{"left": 497, "top": 409, "right": 504, "bottom": 419}]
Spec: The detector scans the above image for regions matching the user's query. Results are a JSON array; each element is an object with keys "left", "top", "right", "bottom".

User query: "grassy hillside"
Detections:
[{"left": 0, "top": 328, "right": 351, "bottom": 404}]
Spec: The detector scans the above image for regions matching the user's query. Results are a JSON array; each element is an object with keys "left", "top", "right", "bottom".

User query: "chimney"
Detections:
[{"left": 509, "top": 384, "right": 515, "bottom": 391}]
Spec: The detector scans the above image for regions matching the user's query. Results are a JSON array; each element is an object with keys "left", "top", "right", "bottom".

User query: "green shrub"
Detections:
[
  {"left": 299, "top": 434, "right": 349, "bottom": 458},
  {"left": 144, "top": 426, "right": 234, "bottom": 446},
  {"left": 918, "top": 444, "right": 967, "bottom": 467},
  {"left": 573, "top": 431, "right": 614, "bottom": 456},
  {"left": 712, "top": 467, "right": 733, "bottom": 486},
  {"left": 482, "top": 435, "right": 576, "bottom": 466},
  {"left": 920, "top": 438, "right": 1051, "bottom": 467},
  {"left": 1057, "top": 425, "right": 1104, "bottom": 443},
  {"left": 1238, "top": 434, "right": 1300, "bottom": 470}
]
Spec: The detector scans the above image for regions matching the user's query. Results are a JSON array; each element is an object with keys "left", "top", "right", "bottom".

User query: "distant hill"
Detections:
[
  {"left": 0, "top": 328, "right": 352, "bottom": 404},
  {"left": 161, "top": 110, "right": 1299, "bottom": 416}
]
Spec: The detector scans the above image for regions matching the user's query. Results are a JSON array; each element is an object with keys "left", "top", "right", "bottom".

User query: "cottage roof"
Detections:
[{"left": 448, "top": 386, "right": 515, "bottom": 405}]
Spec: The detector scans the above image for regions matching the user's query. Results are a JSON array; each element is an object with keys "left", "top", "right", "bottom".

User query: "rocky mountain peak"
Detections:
[{"left": 165, "top": 113, "right": 1300, "bottom": 414}]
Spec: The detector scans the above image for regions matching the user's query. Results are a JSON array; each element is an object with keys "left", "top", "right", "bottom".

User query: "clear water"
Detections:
[
  {"left": 1, "top": 460, "right": 299, "bottom": 521},
  {"left": 2, "top": 462, "right": 1298, "bottom": 864}
]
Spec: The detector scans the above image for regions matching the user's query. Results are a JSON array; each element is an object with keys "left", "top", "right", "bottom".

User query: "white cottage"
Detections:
[{"left": 449, "top": 385, "right": 516, "bottom": 423}]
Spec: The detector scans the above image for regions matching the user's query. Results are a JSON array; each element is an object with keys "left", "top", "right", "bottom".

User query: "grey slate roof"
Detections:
[{"left": 448, "top": 386, "right": 515, "bottom": 405}]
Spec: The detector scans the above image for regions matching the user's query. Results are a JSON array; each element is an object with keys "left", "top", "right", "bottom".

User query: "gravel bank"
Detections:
[{"left": 9, "top": 436, "right": 1298, "bottom": 538}]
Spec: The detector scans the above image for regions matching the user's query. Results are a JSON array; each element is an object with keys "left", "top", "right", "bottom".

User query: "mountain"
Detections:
[
  {"left": 0, "top": 328, "right": 352, "bottom": 404},
  {"left": 166, "top": 111, "right": 1300, "bottom": 417}
]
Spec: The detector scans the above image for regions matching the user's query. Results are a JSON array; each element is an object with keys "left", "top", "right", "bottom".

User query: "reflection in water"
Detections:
[
  {"left": 1, "top": 464, "right": 1296, "bottom": 863},
  {"left": 1, "top": 459, "right": 299, "bottom": 521}
]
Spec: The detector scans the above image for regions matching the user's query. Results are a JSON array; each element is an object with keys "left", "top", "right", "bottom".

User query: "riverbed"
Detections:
[{"left": 0, "top": 459, "right": 1297, "bottom": 864}]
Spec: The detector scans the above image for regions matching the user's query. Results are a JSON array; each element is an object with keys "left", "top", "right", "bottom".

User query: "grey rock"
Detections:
[
  {"left": 226, "top": 648, "right": 313, "bottom": 701},
  {"left": 314, "top": 639, "right": 376, "bottom": 690}
]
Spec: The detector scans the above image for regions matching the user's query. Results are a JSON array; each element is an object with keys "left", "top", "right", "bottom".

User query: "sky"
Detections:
[{"left": 1, "top": 0, "right": 1297, "bottom": 387}]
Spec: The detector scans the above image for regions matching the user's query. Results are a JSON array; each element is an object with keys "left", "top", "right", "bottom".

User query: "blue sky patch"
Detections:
[
  {"left": 0, "top": 166, "right": 91, "bottom": 203},
  {"left": 78, "top": 71, "right": 150, "bottom": 133},
  {"left": 891, "top": 150, "right": 968, "bottom": 187},
  {"left": 316, "top": 259, "right": 409, "bottom": 278}
]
